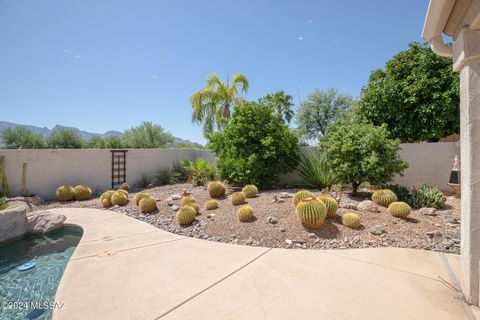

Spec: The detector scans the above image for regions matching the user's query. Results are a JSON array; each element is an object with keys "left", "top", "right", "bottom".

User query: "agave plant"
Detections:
[
  {"left": 180, "top": 158, "right": 217, "bottom": 186},
  {"left": 296, "top": 148, "right": 338, "bottom": 190}
]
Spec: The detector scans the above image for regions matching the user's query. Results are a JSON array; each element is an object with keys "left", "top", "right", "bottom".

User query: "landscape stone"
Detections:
[
  {"left": 357, "top": 200, "right": 379, "bottom": 212},
  {"left": 26, "top": 210, "right": 66, "bottom": 234},
  {"left": 368, "top": 225, "right": 386, "bottom": 235}
]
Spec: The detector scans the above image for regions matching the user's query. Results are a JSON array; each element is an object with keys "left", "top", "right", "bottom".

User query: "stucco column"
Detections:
[{"left": 454, "top": 28, "right": 480, "bottom": 305}]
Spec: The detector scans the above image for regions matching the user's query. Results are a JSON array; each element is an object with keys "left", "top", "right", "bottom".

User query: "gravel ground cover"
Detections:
[{"left": 38, "top": 183, "right": 461, "bottom": 253}]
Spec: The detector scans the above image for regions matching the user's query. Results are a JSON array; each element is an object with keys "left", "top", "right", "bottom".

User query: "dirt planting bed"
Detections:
[{"left": 38, "top": 183, "right": 461, "bottom": 253}]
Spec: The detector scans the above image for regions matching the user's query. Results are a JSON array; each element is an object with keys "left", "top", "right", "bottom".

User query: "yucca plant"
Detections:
[
  {"left": 155, "top": 168, "right": 175, "bottom": 186},
  {"left": 296, "top": 148, "right": 338, "bottom": 190},
  {"left": 137, "top": 174, "right": 153, "bottom": 189}
]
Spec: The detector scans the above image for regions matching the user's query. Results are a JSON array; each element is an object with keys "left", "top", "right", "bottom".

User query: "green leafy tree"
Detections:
[
  {"left": 88, "top": 136, "right": 124, "bottom": 149},
  {"left": 356, "top": 42, "right": 459, "bottom": 142},
  {"left": 172, "top": 142, "right": 205, "bottom": 149},
  {"left": 122, "top": 122, "right": 174, "bottom": 148},
  {"left": 296, "top": 88, "right": 354, "bottom": 141},
  {"left": 320, "top": 123, "right": 408, "bottom": 193},
  {"left": 1, "top": 127, "right": 45, "bottom": 149},
  {"left": 47, "top": 128, "right": 84, "bottom": 149},
  {"left": 258, "top": 90, "right": 295, "bottom": 123},
  {"left": 191, "top": 73, "right": 249, "bottom": 135},
  {"left": 208, "top": 101, "right": 299, "bottom": 188}
]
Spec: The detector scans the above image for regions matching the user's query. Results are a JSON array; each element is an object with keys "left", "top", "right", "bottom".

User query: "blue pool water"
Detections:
[{"left": 0, "top": 227, "right": 82, "bottom": 320}]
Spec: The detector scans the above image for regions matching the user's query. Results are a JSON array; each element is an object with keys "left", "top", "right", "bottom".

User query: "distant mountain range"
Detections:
[{"left": 0, "top": 121, "right": 198, "bottom": 146}]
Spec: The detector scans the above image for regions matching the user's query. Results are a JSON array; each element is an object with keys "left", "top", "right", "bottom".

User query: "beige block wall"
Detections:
[
  {"left": 0, "top": 149, "right": 215, "bottom": 200},
  {"left": 0, "top": 142, "right": 459, "bottom": 200},
  {"left": 394, "top": 142, "right": 460, "bottom": 191}
]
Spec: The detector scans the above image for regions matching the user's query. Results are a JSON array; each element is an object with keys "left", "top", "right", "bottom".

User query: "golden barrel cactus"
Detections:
[
  {"left": 119, "top": 182, "right": 130, "bottom": 192},
  {"left": 204, "top": 199, "right": 219, "bottom": 210},
  {"left": 56, "top": 185, "right": 75, "bottom": 202},
  {"left": 188, "top": 203, "right": 200, "bottom": 215},
  {"left": 74, "top": 184, "right": 92, "bottom": 201},
  {"left": 111, "top": 191, "right": 128, "bottom": 206},
  {"left": 237, "top": 205, "right": 254, "bottom": 222},
  {"left": 207, "top": 181, "right": 226, "bottom": 198},
  {"left": 293, "top": 190, "right": 314, "bottom": 207},
  {"left": 117, "top": 189, "right": 129, "bottom": 199},
  {"left": 181, "top": 195, "right": 196, "bottom": 206},
  {"left": 231, "top": 192, "right": 246, "bottom": 205},
  {"left": 388, "top": 201, "right": 411, "bottom": 218},
  {"left": 100, "top": 190, "right": 115, "bottom": 207},
  {"left": 317, "top": 195, "right": 338, "bottom": 218},
  {"left": 176, "top": 206, "right": 196, "bottom": 225},
  {"left": 372, "top": 189, "right": 398, "bottom": 207},
  {"left": 134, "top": 192, "right": 151, "bottom": 206},
  {"left": 139, "top": 197, "right": 157, "bottom": 213},
  {"left": 242, "top": 184, "right": 258, "bottom": 198},
  {"left": 342, "top": 212, "right": 361, "bottom": 228},
  {"left": 295, "top": 197, "right": 327, "bottom": 229}
]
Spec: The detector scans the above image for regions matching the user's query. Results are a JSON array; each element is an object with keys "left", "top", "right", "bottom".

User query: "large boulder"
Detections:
[
  {"left": 357, "top": 200, "right": 380, "bottom": 213},
  {"left": 0, "top": 204, "right": 28, "bottom": 243},
  {"left": 26, "top": 210, "right": 66, "bottom": 235}
]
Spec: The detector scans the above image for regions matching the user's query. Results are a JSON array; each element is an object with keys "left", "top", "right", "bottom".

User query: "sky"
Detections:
[{"left": 0, "top": 0, "right": 431, "bottom": 144}]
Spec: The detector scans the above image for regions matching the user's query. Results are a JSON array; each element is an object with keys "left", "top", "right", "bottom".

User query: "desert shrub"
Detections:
[
  {"left": 155, "top": 168, "right": 174, "bottom": 186},
  {"left": 1, "top": 127, "right": 45, "bottom": 149},
  {"left": 296, "top": 148, "right": 338, "bottom": 190},
  {"left": 356, "top": 42, "right": 459, "bottom": 142},
  {"left": 47, "top": 128, "right": 84, "bottom": 149},
  {"left": 409, "top": 184, "right": 446, "bottom": 209},
  {"left": 172, "top": 162, "right": 190, "bottom": 182},
  {"left": 137, "top": 174, "right": 153, "bottom": 188},
  {"left": 208, "top": 101, "right": 299, "bottom": 188},
  {"left": 181, "top": 158, "right": 216, "bottom": 186},
  {"left": 320, "top": 123, "right": 408, "bottom": 193}
]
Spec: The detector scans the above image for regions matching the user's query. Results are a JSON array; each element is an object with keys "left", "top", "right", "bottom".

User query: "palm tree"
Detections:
[
  {"left": 191, "top": 73, "right": 249, "bottom": 135},
  {"left": 258, "top": 90, "right": 295, "bottom": 123}
]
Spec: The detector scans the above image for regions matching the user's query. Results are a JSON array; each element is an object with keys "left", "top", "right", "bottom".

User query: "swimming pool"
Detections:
[{"left": 0, "top": 227, "right": 82, "bottom": 320}]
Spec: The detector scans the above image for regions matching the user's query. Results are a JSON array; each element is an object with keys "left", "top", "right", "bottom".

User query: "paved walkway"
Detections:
[{"left": 52, "top": 208, "right": 471, "bottom": 320}]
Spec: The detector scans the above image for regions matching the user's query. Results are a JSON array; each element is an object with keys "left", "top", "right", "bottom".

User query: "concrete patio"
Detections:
[{"left": 53, "top": 208, "right": 472, "bottom": 320}]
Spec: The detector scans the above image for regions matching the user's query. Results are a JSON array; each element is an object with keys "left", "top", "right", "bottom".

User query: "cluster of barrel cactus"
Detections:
[
  {"left": 56, "top": 184, "right": 92, "bottom": 202},
  {"left": 204, "top": 199, "right": 219, "bottom": 210},
  {"left": 207, "top": 181, "right": 226, "bottom": 198},
  {"left": 237, "top": 205, "right": 254, "bottom": 222},
  {"left": 292, "top": 190, "right": 314, "bottom": 206},
  {"left": 242, "top": 185, "right": 258, "bottom": 198},
  {"left": 175, "top": 194, "right": 202, "bottom": 225},
  {"left": 231, "top": 192, "right": 246, "bottom": 205},
  {"left": 177, "top": 206, "right": 196, "bottom": 225},
  {"left": 372, "top": 189, "right": 398, "bottom": 207},
  {"left": 295, "top": 197, "right": 327, "bottom": 229},
  {"left": 342, "top": 212, "right": 361, "bottom": 228},
  {"left": 388, "top": 201, "right": 411, "bottom": 218},
  {"left": 317, "top": 195, "right": 338, "bottom": 218}
]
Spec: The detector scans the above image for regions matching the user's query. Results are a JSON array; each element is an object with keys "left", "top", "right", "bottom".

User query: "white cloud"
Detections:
[
  {"left": 74, "top": 55, "right": 80, "bottom": 58},
  {"left": 298, "top": 36, "right": 304, "bottom": 41},
  {"left": 152, "top": 75, "right": 158, "bottom": 79},
  {"left": 307, "top": 19, "right": 312, "bottom": 24}
]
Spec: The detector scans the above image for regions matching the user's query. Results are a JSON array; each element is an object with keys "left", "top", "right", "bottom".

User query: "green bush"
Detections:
[
  {"left": 296, "top": 148, "right": 338, "bottom": 190},
  {"left": 409, "top": 184, "right": 446, "bottom": 209},
  {"left": 320, "top": 123, "right": 408, "bottom": 193},
  {"left": 47, "top": 128, "right": 84, "bottom": 149},
  {"left": 208, "top": 102, "right": 299, "bottom": 188},
  {"left": 356, "top": 42, "right": 459, "bottom": 142},
  {"left": 137, "top": 174, "right": 153, "bottom": 188}
]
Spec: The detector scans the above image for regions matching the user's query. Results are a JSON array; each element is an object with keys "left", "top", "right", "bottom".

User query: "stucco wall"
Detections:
[
  {"left": 0, "top": 149, "right": 215, "bottom": 200},
  {"left": 393, "top": 142, "right": 460, "bottom": 192},
  {"left": 0, "top": 142, "right": 458, "bottom": 200}
]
